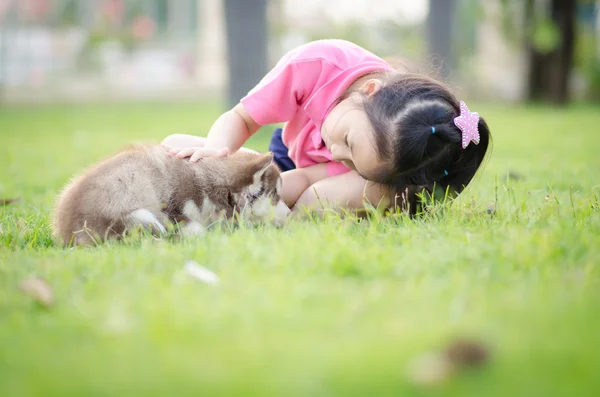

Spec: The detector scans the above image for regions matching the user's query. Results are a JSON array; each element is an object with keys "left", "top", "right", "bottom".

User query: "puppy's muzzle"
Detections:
[{"left": 273, "top": 200, "right": 291, "bottom": 227}]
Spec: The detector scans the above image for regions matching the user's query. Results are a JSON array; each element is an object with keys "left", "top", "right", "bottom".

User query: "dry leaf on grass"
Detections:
[
  {"left": 19, "top": 278, "right": 54, "bottom": 307},
  {"left": 1, "top": 198, "right": 22, "bottom": 206},
  {"left": 506, "top": 170, "right": 524, "bottom": 182},
  {"left": 407, "top": 352, "right": 455, "bottom": 387},
  {"left": 407, "top": 338, "right": 490, "bottom": 388},
  {"left": 445, "top": 338, "right": 490, "bottom": 367},
  {"left": 184, "top": 261, "right": 219, "bottom": 285}
]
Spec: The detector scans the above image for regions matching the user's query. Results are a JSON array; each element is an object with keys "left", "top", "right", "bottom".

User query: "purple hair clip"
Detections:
[{"left": 453, "top": 101, "right": 480, "bottom": 149}]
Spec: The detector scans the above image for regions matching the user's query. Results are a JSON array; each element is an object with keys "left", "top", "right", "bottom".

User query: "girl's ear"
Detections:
[{"left": 359, "top": 79, "right": 384, "bottom": 97}]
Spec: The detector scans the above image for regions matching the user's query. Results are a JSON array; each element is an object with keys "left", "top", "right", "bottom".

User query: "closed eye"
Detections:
[{"left": 249, "top": 186, "right": 265, "bottom": 205}]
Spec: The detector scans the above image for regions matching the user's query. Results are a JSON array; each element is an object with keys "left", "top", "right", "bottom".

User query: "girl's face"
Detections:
[{"left": 321, "top": 86, "right": 384, "bottom": 180}]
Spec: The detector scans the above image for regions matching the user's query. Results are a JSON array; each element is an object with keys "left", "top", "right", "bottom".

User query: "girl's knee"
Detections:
[
  {"left": 161, "top": 134, "right": 185, "bottom": 147},
  {"left": 161, "top": 134, "right": 205, "bottom": 148}
]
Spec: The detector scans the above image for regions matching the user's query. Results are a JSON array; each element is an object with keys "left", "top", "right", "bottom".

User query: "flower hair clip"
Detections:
[{"left": 453, "top": 101, "right": 480, "bottom": 149}]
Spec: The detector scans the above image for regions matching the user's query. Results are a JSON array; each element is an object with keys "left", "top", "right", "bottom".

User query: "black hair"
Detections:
[{"left": 363, "top": 73, "right": 491, "bottom": 215}]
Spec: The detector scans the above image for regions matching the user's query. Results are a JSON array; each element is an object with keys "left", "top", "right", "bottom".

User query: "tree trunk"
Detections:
[
  {"left": 223, "top": 0, "right": 268, "bottom": 109},
  {"left": 547, "top": 0, "right": 576, "bottom": 104},
  {"left": 526, "top": 0, "right": 576, "bottom": 104},
  {"left": 427, "top": 0, "right": 456, "bottom": 79},
  {"left": 525, "top": 0, "right": 546, "bottom": 101}
]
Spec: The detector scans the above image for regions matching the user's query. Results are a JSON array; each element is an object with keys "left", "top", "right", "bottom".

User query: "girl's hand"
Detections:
[{"left": 168, "top": 147, "right": 230, "bottom": 163}]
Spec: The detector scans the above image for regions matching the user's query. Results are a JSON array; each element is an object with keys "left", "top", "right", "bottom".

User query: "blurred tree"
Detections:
[
  {"left": 525, "top": 0, "right": 576, "bottom": 104},
  {"left": 573, "top": 1, "right": 600, "bottom": 101},
  {"left": 427, "top": 0, "right": 457, "bottom": 78},
  {"left": 224, "top": 0, "right": 268, "bottom": 109}
]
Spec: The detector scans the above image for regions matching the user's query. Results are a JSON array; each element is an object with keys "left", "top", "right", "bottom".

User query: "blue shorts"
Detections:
[{"left": 268, "top": 128, "right": 295, "bottom": 172}]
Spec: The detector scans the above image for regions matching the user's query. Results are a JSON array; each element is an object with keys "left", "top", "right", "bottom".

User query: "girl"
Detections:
[{"left": 162, "top": 39, "right": 491, "bottom": 214}]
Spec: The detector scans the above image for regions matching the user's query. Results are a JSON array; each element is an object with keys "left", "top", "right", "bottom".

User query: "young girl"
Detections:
[{"left": 162, "top": 39, "right": 491, "bottom": 214}]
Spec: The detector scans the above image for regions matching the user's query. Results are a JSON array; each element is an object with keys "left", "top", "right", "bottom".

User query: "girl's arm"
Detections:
[
  {"left": 280, "top": 164, "right": 328, "bottom": 208},
  {"left": 172, "top": 46, "right": 315, "bottom": 161},
  {"left": 203, "top": 104, "right": 261, "bottom": 152},
  {"left": 292, "top": 171, "right": 392, "bottom": 214},
  {"left": 171, "top": 104, "right": 261, "bottom": 162}
]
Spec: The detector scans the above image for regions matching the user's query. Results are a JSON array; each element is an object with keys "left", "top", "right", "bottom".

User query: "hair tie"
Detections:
[
  {"left": 443, "top": 169, "right": 449, "bottom": 176},
  {"left": 431, "top": 126, "right": 436, "bottom": 134}
]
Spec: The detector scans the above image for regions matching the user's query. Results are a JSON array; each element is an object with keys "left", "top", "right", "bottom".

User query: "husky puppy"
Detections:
[{"left": 53, "top": 144, "right": 290, "bottom": 246}]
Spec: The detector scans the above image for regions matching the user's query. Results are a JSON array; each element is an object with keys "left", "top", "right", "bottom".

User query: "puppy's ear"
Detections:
[
  {"left": 250, "top": 152, "right": 274, "bottom": 179},
  {"left": 247, "top": 153, "right": 274, "bottom": 195}
]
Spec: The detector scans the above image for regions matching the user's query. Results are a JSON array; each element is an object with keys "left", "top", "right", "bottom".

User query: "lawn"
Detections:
[{"left": 1, "top": 101, "right": 599, "bottom": 396}]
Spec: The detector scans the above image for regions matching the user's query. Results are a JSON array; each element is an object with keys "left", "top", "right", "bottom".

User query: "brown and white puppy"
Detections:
[{"left": 53, "top": 144, "right": 290, "bottom": 246}]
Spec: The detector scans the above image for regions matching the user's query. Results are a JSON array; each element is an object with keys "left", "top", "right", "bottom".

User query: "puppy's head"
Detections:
[{"left": 229, "top": 152, "right": 290, "bottom": 226}]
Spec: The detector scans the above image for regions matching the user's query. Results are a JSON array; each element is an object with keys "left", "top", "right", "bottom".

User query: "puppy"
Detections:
[{"left": 53, "top": 144, "right": 290, "bottom": 246}]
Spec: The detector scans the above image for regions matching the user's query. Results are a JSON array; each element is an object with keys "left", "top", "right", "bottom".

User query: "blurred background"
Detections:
[{"left": 0, "top": 0, "right": 598, "bottom": 107}]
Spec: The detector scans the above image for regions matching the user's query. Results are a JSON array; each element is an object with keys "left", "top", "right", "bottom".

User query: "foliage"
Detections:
[{"left": 574, "top": 9, "right": 600, "bottom": 100}]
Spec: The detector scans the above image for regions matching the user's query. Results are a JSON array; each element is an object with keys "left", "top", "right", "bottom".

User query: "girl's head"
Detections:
[{"left": 321, "top": 72, "right": 491, "bottom": 213}]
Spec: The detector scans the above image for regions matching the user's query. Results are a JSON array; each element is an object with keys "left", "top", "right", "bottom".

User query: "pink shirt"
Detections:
[{"left": 241, "top": 39, "right": 393, "bottom": 176}]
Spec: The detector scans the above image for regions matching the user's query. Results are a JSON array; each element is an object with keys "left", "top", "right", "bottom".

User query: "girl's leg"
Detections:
[{"left": 268, "top": 128, "right": 295, "bottom": 172}]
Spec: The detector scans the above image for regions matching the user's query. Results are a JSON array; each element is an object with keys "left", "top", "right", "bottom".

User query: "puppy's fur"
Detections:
[{"left": 53, "top": 145, "right": 289, "bottom": 246}]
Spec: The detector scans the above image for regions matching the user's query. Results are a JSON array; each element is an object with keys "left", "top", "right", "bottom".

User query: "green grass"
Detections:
[{"left": 1, "top": 101, "right": 599, "bottom": 396}]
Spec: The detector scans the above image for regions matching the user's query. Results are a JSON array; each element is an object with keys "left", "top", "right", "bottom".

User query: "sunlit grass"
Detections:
[{"left": 0, "top": 101, "right": 599, "bottom": 396}]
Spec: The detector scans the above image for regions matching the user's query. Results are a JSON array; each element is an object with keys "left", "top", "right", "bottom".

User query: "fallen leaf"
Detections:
[
  {"left": 19, "top": 278, "right": 54, "bottom": 307},
  {"left": 407, "top": 352, "right": 454, "bottom": 387},
  {"left": 506, "top": 171, "right": 524, "bottom": 182},
  {"left": 407, "top": 338, "right": 490, "bottom": 388},
  {"left": 445, "top": 338, "right": 490, "bottom": 368},
  {"left": 184, "top": 261, "right": 219, "bottom": 285},
  {"left": 1, "top": 197, "right": 21, "bottom": 205}
]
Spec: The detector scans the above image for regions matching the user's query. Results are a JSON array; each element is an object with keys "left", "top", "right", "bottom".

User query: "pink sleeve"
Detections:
[
  {"left": 241, "top": 56, "right": 317, "bottom": 126},
  {"left": 326, "top": 161, "right": 351, "bottom": 177}
]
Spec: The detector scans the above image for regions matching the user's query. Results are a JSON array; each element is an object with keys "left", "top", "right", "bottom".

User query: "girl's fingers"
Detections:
[
  {"left": 171, "top": 147, "right": 229, "bottom": 162},
  {"left": 189, "top": 151, "right": 202, "bottom": 162},
  {"left": 190, "top": 147, "right": 229, "bottom": 162},
  {"left": 175, "top": 148, "right": 197, "bottom": 158},
  {"left": 190, "top": 148, "right": 216, "bottom": 162}
]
